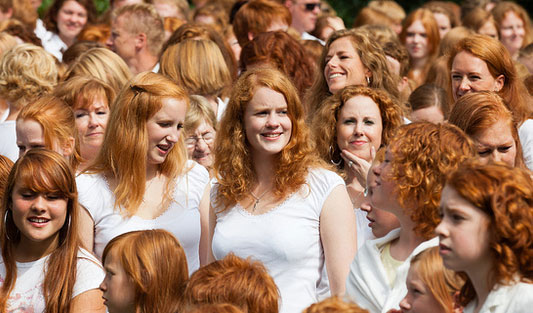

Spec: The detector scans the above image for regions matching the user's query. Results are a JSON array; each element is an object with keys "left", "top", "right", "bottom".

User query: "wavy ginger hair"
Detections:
[
  {"left": 409, "top": 247, "right": 464, "bottom": 313},
  {"left": 214, "top": 68, "right": 324, "bottom": 211},
  {"left": 445, "top": 161, "right": 533, "bottom": 305},
  {"left": 303, "top": 297, "right": 370, "bottom": 313},
  {"left": 86, "top": 72, "right": 189, "bottom": 216},
  {"left": 0, "top": 149, "right": 81, "bottom": 312},
  {"left": 388, "top": 122, "right": 475, "bottom": 239},
  {"left": 312, "top": 85, "right": 404, "bottom": 174},
  {"left": 102, "top": 229, "right": 188, "bottom": 313}
]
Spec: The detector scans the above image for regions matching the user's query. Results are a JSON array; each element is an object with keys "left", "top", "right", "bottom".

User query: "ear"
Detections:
[
  {"left": 135, "top": 32, "right": 147, "bottom": 50},
  {"left": 494, "top": 74, "right": 505, "bottom": 92},
  {"left": 284, "top": 0, "right": 293, "bottom": 8},
  {"left": 365, "top": 68, "right": 372, "bottom": 80},
  {"left": 247, "top": 31, "right": 254, "bottom": 41},
  {"left": 62, "top": 137, "right": 75, "bottom": 158}
]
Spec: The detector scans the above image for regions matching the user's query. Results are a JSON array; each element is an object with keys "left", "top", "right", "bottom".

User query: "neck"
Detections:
[
  {"left": 251, "top": 152, "right": 276, "bottom": 189},
  {"left": 346, "top": 177, "right": 365, "bottom": 208},
  {"left": 130, "top": 52, "right": 158, "bottom": 75},
  {"left": 410, "top": 56, "right": 428, "bottom": 70},
  {"left": 467, "top": 258, "right": 494, "bottom": 310},
  {"left": 5, "top": 102, "right": 20, "bottom": 121},
  {"left": 59, "top": 33, "right": 75, "bottom": 47},
  {"left": 390, "top": 213, "right": 425, "bottom": 261},
  {"left": 146, "top": 163, "right": 159, "bottom": 181},
  {"left": 15, "top": 234, "right": 59, "bottom": 262}
]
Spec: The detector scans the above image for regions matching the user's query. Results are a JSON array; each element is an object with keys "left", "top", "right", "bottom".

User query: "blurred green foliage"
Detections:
[{"left": 39, "top": 0, "right": 109, "bottom": 17}]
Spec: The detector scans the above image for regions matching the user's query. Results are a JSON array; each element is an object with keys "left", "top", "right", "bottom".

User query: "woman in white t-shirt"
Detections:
[
  {"left": 77, "top": 72, "right": 210, "bottom": 274},
  {"left": 0, "top": 149, "right": 104, "bottom": 313},
  {"left": 209, "top": 68, "right": 357, "bottom": 313},
  {"left": 436, "top": 161, "right": 533, "bottom": 313}
]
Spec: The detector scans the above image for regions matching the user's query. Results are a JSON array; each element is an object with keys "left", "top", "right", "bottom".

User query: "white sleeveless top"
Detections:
[
  {"left": 77, "top": 160, "right": 209, "bottom": 274},
  {"left": 211, "top": 168, "right": 344, "bottom": 313}
]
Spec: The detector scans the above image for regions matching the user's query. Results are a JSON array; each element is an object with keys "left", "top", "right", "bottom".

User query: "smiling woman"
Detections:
[{"left": 76, "top": 72, "right": 210, "bottom": 275}]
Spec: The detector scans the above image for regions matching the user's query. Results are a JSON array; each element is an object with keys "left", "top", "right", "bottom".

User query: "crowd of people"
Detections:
[{"left": 0, "top": 0, "right": 532, "bottom": 312}]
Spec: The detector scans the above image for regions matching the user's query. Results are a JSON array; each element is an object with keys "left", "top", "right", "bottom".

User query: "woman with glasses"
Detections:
[{"left": 185, "top": 95, "right": 217, "bottom": 177}]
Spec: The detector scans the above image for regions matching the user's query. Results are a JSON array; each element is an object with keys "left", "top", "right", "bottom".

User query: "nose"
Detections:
[
  {"left": 167, "top": 129, "right": 179, "bottom": 143},
  {"left": 360, "top": 201, "right": 372, "bottom": 213},
  {"left": 490, "top": 151, "right": 503, "bottom": 163},
  {"left": 99, "top": 279, "right": 107, "bottom": 292},
  {"left": 354, "top": 122, "right": 364, "bottom": 136},
  {"left": 31, "top": 195, "right": 47, "bottom": 212},
  {"left": 327, "top": 55, "right": 339, "bottom": 69},
  {"left": 312, "top": 4, "right": 320, "bottom": 14},
  {"left": 399, "top": 296, "right": 411, "bottom": 310},
  {"left": 88, "top": 113, "right": 98, "bottom": 129},
  {"left": 372, "top": 162, "right": 382, "bottom": 176},
  {"left": 195, "top": 137, "right": 208, "bottom": 152},
  {"left": 265, "top": 113, "right": 280, "bottom": 128},
  {"left": 458, "top": 77, "right": 471, "bottom": 93},
  {"left": 435, "top": 220, "right": 447, "bottom": 237},
  {"left": 106, "top": 36, "right": 114, "bottom": 49}
]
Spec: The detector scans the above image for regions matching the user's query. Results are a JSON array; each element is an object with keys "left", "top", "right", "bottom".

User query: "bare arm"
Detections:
[
  {"left": 78, "top": 205, "right": 95, "bottom": 253},
  {"left": 199, "top": 183, "right": 211, "bottom": 266},
  {"left": 71, "top": 289, "right": 106, "bottom": 313},
  {"left": 207, "top": 202, "right": 217, "bottom": 264},
  {"left": 320, "top": 184, "right": 357, "bottom": 296}
]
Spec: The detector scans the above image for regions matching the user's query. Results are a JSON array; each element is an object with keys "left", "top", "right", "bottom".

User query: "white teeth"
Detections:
[
  {"left": 263, "top": 134, "right": 281, "bottom": 137},
  {"left": 329, "top": 73, "right": 342, "bottom": 79},
  {"left": 29, "top": 218, "right": 48, "bottom": 223}
]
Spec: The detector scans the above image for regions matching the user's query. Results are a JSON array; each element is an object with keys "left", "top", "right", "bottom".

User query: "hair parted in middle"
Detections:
[
  {"left": 0, "top": 149, "right": 80, "bottom": 313},
  {"left": 183, "top": 253, "right": 279, "bottom": 313},
  {"left": 85, "top": 72, "right": 189, "bottom": 216},
  {"left": 214, "top": 67, "right": 324, "bottom": 211},
  {"left": 448, "top": 91, "right": 526, "bottom": 169},
  {"left": 311, "top": 85, "right": 404, "bottom": 174},
  {"left": 445, "top": 160, "right": 533, "bottom": 305},
  {"left": 305, "top": 28, "right": 400, "bottom": 116},
  {"left": 102, "top": 229, "right": 188, "bottom": 313},
  {"left": 387, "top": 122, "right": 476, "bottom": 240}
]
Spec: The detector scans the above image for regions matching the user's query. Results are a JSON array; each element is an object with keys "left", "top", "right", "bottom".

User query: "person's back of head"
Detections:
[{"left": 303, "top": 297, "right": 370, "bottom": 313}]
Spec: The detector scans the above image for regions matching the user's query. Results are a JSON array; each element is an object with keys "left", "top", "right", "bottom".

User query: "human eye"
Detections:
[
  {"left": 498, "top": 145, "right": 512, "bottom": 152},
  {"left": 203, "top": 132, "right": 214, "bottom": 140},
  {"left": 158, "top": 121, "right": 171, "bottom": 127},
  {"left": 343, "top": 118, "right": 356, "bottom": 125},
  {"left": 478, "top": 149, "right": 490, "bottom": 156},
  {"left": 278, "top": 108, "right": 288, "bottom": 115},
  {"left": 451, "top": 73, "right": 462, "bottom": 81},
  {"left": 256, "top": 110, "right": 268, "bottom": 116},
  {"left": 17, "top": 145, "right": 26, "bottom": 153},
  {"left": 469, "top": 74, "right": 481, "bottom": 81},
  {"left": 46, "top": 192, "right": 64, "bottom": 200},
  {"left": 406, "top": 32, "right": 414, "bottom": 37},
  {"left": 31, "top": 144, "right": 46, "bottom": 149},
  {"left": 177, "top": 123, "right": 184, "bottom": 130},
  {"left": 364, "top": 119, "right": 375, "bottom": 125},
  {"left": 96, "top": 110, "right": 108, "bottom": 116},
  {"left": 75, "top": 111, "right": 88, "bottom": 119}
]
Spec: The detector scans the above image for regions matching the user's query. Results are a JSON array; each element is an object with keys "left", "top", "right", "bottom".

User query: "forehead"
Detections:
[
  {"left": 473, "top": 119, "right": 514, "bottom": 145},
  {"left": 16, "top": 119, "right": 44, "bottom": 140},
  {"left": 339, "top": 95, "right": 381, "bottom": 117},
  {"left": 247, "top": 87, "right": 287, "bottom": 109},
  {"left": 328, "top": 36, "right": 357, "bottom": 53},
  {"left": 60, "top": 0, "right": 86, "bottom": 12},
  {"left": 452, "top": 51, "right": 491, "bottom": 73},
  {"left": 407, "top": 20, "right": 426, "bottom": 32},
  {"left": 502, "top": 11, "right": 523, "bottom": 24}
]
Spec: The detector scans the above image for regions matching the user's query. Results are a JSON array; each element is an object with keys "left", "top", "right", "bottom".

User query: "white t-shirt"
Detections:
[
  {"left": 355, "top": 208, "right": 374, "bottom": 250},
  {"left": 0, "top": 248, "right": 104, "bottom": 313},
  {"left": 518, "top": 119, "right": 533, "bottom": 170},
  {"left": 76, "top": 160, "right": 209, "bottom": 274},
  {"left": 0, "top": 120, "right": 18, "bottom": 162},
  {"left": 463, "top": 280, "right": 533, "bottom": 313},
  {"left": 212, "top": 168, "right": 344, "bottom": 313}
]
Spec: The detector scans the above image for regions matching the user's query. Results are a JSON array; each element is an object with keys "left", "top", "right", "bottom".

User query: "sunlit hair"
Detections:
[
  {"left": 301, "top": 40, "right": 323, "bottom": 68},
  {"left": 399, "top": 8, "right": 441, "bottom": 85},
  {"left": 232, "top": 0, "right": 291, "bottom": 48},
  {"left": 381, "top": 37, "right": 410, "bottom": 77},
  {"left": 423, "top": 1, "right": 460, "bottom": 29},
  {"left": 0, "top": 32, "right": 17, "bottom": 56},
  {"left": 183, "top": 253, "right": 279, "bottom": 313},
  {"left": 408, "top": 84, "right": 449, "bottom": 118},
  {"left": 76, "top": 24, "right": 111, "bottom": 45},
  {"left": 240, "top": 31, "right": 314, "bottom": 100},
  {"left": 448, "top": 91, "right": 525, "bottom": 168},
  {"left": 425, "top": 56, "right": 451, "bottom": 98},
  {"left": 367, "top": 0, "right": 405, "bottom": 23},
  {"left": 462, "top": 7, "right": 498, "bottom": 39},
  {"left": 63, "top": 47, "right": 132, "bottom": 93},
  {"left": 410, "top": 247, "right": 464, "bottom": 313},
  {"left": 447, "top": 34, "right": 532, "bottom": 124},
  {"left": 86, "top": 72, "right": 188, "bottom": 216},
  {"left": 17, "top": 95, "right": 81, "bottom": 170},
  {"left": 0, "top": 18, "right": 41, "bottom": 46},
  {"left": 0, "top": 149, "right": 80, "bottom": 312},
  {"left": 193, "top": 2, "right": 228, "bottom": 34},
  {"left": 312, "top": 85, "right": 404, "bottom": 174},
  {"left": 184, "top": 303, "right": 245, "bottom": 313},
  {"left": 358, "top": 24, "right": 398, "bottom": 47},
  {"left": 0, "top": 155, "right": 13, "bottom": 202},
  {"left": 112, "top": 3, "right": 164, "bottom": 56},
  {"left": 185, "top": 95, "right": 217, "bottom": 135},
  {"left": 164, "top": 22, "right": 237, "bottom": 80},
  {"left": 160, "top": 39, "right": 231, "bottom": 98},
  {"left": 164, "top": 16, "right": 186, "bottom": 37},
  {"left": 445, "top": 161, "right": 533, "bottom": 305},
  {"left": 102, "top": 229, "right": 188, "bottom": 313},
  {"left": 146, "top": 0, "right": 190, "bottom": 20},
  {"left": 61, "top": 41, "right": 104, "bottom": 65},
  {"left": 214, "top": 68, "right": 324, "bottom": 210},
  {"left": 460, "top": 0, "right": 496, "bottom": 18},
  {"left": 54, "top": 76, "right": 115, "bottom": 112},
  {"left": 439, "top": 26, "right": 474, "bottom": 56},
  {"left": 43, "top": 0, "right": 96, "bottom": 35},
  {"left": 305, "top": 28, "right": 400, "bottom": 116},
  {"left": 0, "top": 44, "right": 58, "bottom": 110},
  {"left": 11, "top": 0, "right": 38, "bottom": 30},
  {"left": 303, "top": 296, "right": 370, "bottom": 313},
  {"left": 310, "top": 14, "right": 334, "bottom": 41},
  {"left": 388, "top": 122, "right": 475, "bottom": 239},
  {"left": 353, "top": 7, "right": 397, "bottom": 30},
  {"left": 492, "top": 1, "right": 533, "bottom": 49}
]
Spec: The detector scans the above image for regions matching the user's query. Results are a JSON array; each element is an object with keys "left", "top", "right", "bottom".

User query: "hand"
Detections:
[
  {"left": 341, "top": 147, "right": 375, "bottom": 188},
  {"left": 327, "top": 16, "right": 345, "bottom": 31}
]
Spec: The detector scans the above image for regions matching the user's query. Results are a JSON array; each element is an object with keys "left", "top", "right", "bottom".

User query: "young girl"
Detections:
[
  {"left": 436, "top": 161, "right": 533, "bottom": 313},
  {"left": 398, "top": 247, "right": 463, "bottom": 313},
  {"left": 0, "top": 149, "right": 104, "bottom": 312},
  {"left": 100, "top": 229, "right": 188, "bottom": 313}
]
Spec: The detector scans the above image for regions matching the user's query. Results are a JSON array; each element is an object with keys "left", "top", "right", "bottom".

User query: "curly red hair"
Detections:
[
  {"left": 445, "top": 161, "right": 533, "bottom": 305},
  {"left": 388, "top": 122, "right": 475, "bottom": 239},
  {"left": 214, "top": 67, "right": 324, "bottom": 210},
  {"left": 303, "top": 297, "right": 369, "bottom": 313},
  {"left": 311, "top": 85, "right": 404, "bottom": 174}
]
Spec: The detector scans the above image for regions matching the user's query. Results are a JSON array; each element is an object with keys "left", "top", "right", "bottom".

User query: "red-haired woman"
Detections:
[
  {"left": 345, "top": 122, "right": 475, "bottom": 313},
  {"left": 209, "top": 68, "right": 356, "bottom": 313},
  {"left": 0, "top": 149, "right": 105, "bottom": 312},
  {"left": 436, "top": 161, "right": 533, "bottom": 312}
]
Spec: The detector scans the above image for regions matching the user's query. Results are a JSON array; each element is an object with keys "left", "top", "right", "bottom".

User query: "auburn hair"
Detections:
[
  {"left": 446, "top": 161, "right": 533, "bottom": 305},
  {"left": 214, "top": 68, "right": 324, "bottom": 210},
  {"left": 312, "top": 85, "right": 404, "bottom": 174},
  {"left": 303, "top": 296, "right": 370, "bottom": 313},
  {"left": 85, "top": 72, "right": 189, "bottom": 216},
  {"left": 183, "top": 253, "right": 279, "bottom": 313},
  {"left": 0, "top": 155, "right": 13, "bottom": 202},
  {"left": 388, "top": 122, "right": 475, "bottom": 239},
  {"left": 0, "top": 149, "right": 80, "bottom": 312},
  {"left": 17, "top": 95, "right": 81, "bottom": 170},
  {"left": 102, "top": 229, "right": 188, "bottom": 313},
  {"left": 492, "top": 1, "right": 533, "bottom": 50},
  {"left": 448, "top": 91, "right": 526, "bottom": 169}
]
